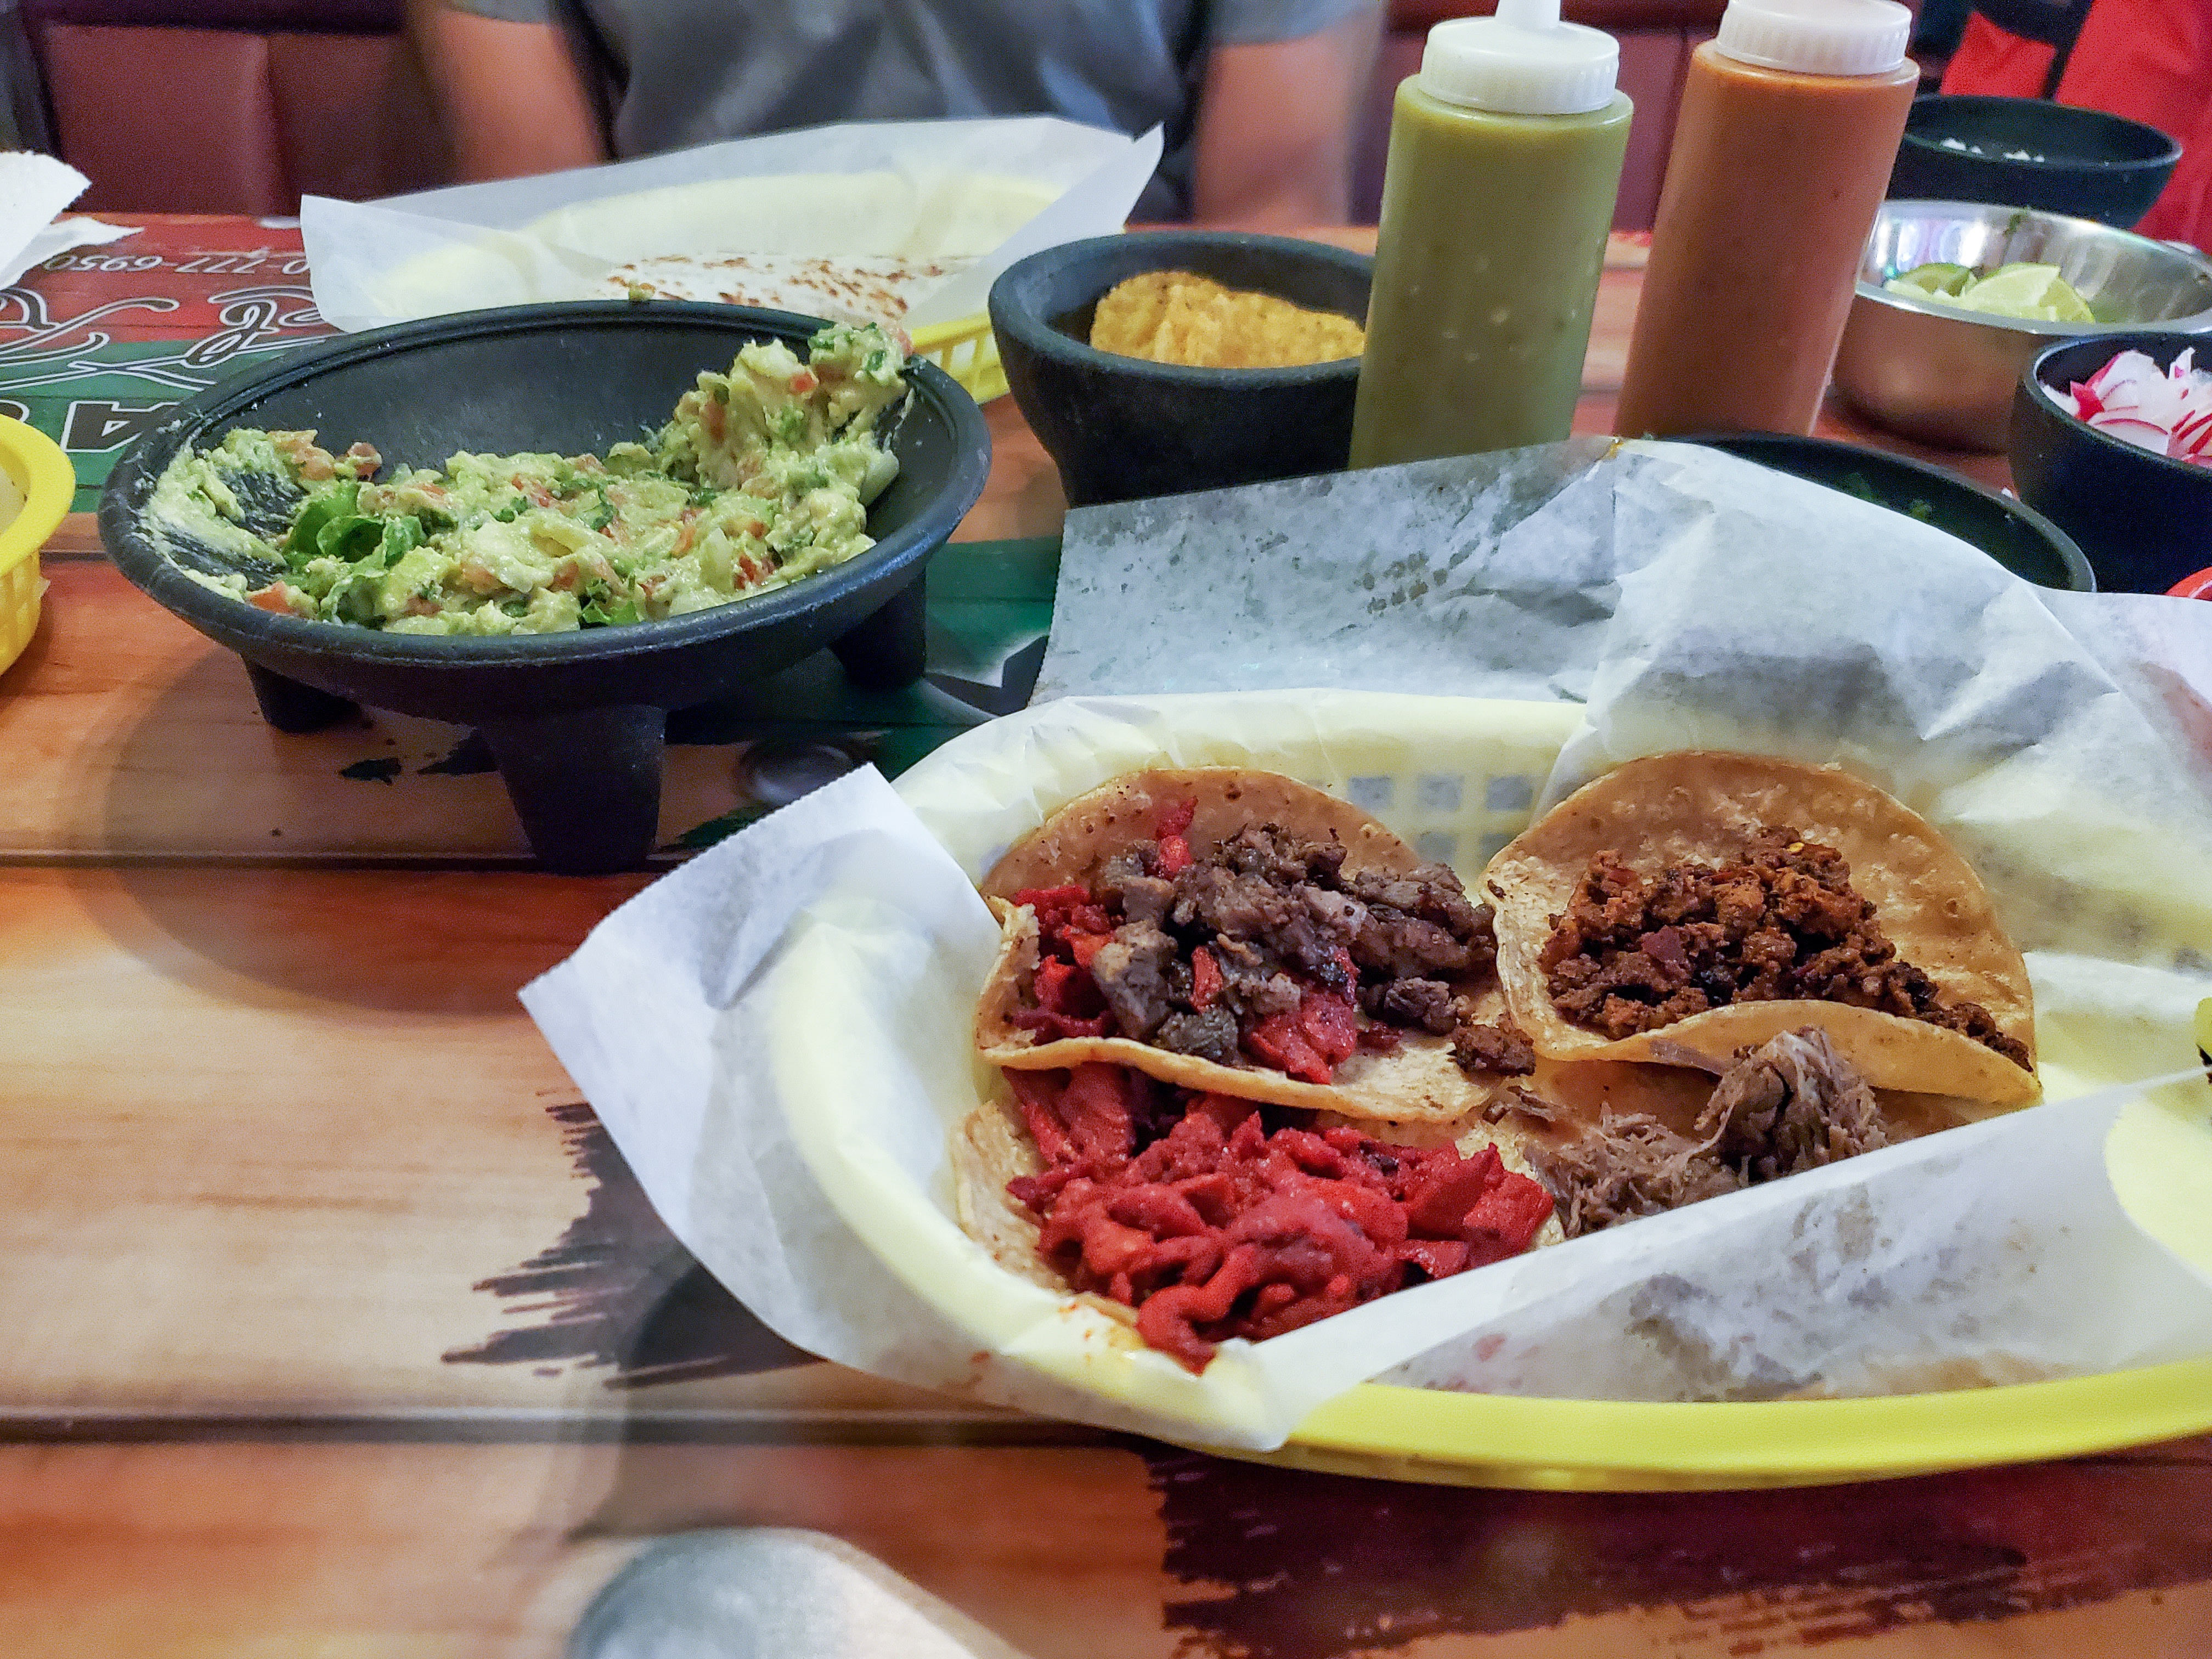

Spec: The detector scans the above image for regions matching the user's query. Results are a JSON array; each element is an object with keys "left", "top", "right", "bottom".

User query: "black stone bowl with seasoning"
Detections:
[
  {"left": 1888, "top": 94, "right": 2181, "bottom": 229},
  {"left": 989, "top": 230, "right": 1372, "bottom": 508},
  {"left": 99, "top": 302, "right": 991, "bottom": 873},
  {"left": 1683, "top": 432, "right": 2095, "bottom": 591}
]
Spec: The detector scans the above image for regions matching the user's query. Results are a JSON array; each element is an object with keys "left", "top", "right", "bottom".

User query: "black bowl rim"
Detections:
[
  {"left": 988, "top": 229, "right": 1373, "bottom": 389},
  {"left": 1850, "top": 200, "right": 2212, "bottom": 334},
  {"left": 97, "top": 300, "right": 992, "bottom": 669},
  {"left": 1899, "top": 93, "right": 2183, "bottom": 173},
  {"left": 1675, "top": 429, "right": 2098, "bottom": 592},
  {"left": 2017, "top": 329, "right": 2212, "bottom": 489}
]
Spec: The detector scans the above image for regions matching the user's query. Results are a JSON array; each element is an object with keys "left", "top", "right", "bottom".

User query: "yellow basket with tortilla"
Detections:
[
  {"left": 0, "top": 415, "right": 73, "bottom": 679},
  {"left": 853, "top": 691, "right": 2212, "bottom": 1489},
  {"left": 909, "top": 313, "right": 1006, "bottom": 404}
]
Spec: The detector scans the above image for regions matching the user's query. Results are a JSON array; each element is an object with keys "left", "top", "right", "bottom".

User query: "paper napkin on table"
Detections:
[{"left": 0, "top": 153, "right": 131, "bottom": 290}]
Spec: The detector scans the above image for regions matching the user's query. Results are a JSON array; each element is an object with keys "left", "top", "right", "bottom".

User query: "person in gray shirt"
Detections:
[{"left": 408, "top": 0, "right": 1381, "bottom": 224}]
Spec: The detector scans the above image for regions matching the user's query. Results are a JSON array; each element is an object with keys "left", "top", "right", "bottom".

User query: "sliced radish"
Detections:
[{"left": 2060, "top": 346, "right": 2212, "bottom": 464}]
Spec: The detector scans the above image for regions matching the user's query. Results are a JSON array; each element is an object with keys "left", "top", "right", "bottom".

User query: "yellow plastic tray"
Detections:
[
  {"left": 0, "top": 416, "right": 73, "bottom": 679},
  {"left": 1252, "top": 1356, "right": 2212, "bottom": 1490},
  {"left": 909, "top": 313, "right": 1006, "bottom": 404},
  {"left": 892, "top": 693, "right": 2212, "bottom": 1492}
]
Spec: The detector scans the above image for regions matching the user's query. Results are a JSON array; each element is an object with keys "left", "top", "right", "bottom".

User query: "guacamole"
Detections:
[{"left": 146, "top": 322, "right": 908, "bottom": 635}]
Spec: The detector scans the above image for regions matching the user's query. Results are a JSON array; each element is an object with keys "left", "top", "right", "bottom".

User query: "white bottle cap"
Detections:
[
  {"left": 1714, "top": 0, "right": 1911, "bottom": 76},
  {"left": 1419, "top": 0, "right": 1620, "bottom": 117}
]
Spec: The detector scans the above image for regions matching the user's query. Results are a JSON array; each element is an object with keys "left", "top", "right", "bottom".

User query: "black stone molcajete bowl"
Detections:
[
  {"left": 1888, "top": 94, "right": 2181, "bottom": 230},
  {"left": 1683, "top": 431, "right": 2095, "bottom": 592},
  {"left": 989, "top": 230, "right": 1371, "bottom": 507},
  {"left": 2011, "top": 331, "right": 2212, "bottom": 595},
  {"left": 100, "top": 302, "right": 991, "bottom": 873}
]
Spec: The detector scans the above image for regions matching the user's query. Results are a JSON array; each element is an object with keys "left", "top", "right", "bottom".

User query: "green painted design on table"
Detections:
[
  {"left": 664, "top": 535, "right": 1060, "bottom": 849},
  {"left": 0, "top": 338, "right": 307, "bottom": 513}
]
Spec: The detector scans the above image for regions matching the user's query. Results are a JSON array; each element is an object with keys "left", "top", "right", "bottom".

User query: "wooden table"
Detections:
[{"left": 2, "top": 216, "right": 2205, "bottom": 1657}]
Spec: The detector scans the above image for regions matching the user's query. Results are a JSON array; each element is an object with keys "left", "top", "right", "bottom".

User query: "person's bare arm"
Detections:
[
  {"left": 1190, "top": 7, "right": 1382, "bottom": 228},
  {"left": 407, "top": 0, "right": 609, "bottom": 181}
]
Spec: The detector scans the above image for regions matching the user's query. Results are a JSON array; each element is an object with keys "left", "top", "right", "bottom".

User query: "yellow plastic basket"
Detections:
[
  {"left": 0, "top": 416, "right": 73, "bottom": 680},
  {"left": 885, "top": 693, "right": 2212, "bottom": 1491},
  {"left": 909, "top": 312, "right": 1006, "bottom": 404}
]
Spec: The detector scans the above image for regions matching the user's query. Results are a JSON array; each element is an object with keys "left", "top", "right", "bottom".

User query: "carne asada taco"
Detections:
[
  {"left": 975, "top": 768, "right": 1537, "bottom": 1124},
  {"left": 1483, "top": 753, "right": 2038, "bottom": 1105}
]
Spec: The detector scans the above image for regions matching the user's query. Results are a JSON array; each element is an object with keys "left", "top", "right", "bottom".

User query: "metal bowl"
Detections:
[{"left": 1832, "top": 201, "right": 2212, "bottom": 452}]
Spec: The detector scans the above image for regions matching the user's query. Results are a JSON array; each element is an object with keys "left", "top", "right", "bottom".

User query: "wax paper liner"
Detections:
[
  {"left": 301, "top": 117, "right": 1161, "bottom": 332},
  {"left": 522, "top": 687, "right": 2212, "bottom": 1451}
]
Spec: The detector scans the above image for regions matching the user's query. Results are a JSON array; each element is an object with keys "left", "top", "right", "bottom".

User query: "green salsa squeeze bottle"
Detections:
[{"left": 1349, "top": 0, "right": 1632, "bottom": 468}]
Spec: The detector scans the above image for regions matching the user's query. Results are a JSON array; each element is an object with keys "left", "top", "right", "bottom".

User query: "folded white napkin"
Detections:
[{"left": 0, "top": 152, "right": 133, "bottom": 290}]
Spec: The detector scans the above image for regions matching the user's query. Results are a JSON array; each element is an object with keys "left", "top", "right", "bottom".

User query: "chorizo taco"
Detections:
[
  {"left": 1482, "top": 753, "right": 2038, "bottom": 1105},
  {"left": 974, "top": 768, "right": 1538, "bottom": 1124},
  {"left": 950, "top": 1062, "right": 1562, "bottom": 1372}
]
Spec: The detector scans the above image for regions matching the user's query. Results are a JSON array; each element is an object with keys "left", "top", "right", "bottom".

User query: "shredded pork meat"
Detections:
[{"left": 1527, "top": 1026, "right": 1891, "bottom": 1237}]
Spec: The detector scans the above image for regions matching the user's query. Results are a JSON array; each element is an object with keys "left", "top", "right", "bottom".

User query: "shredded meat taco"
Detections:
[
  {"left": 1483, "top": 753, "right": 2038, "bottom": 1104},
  {"left": 975, "top": 768, "right": 1537, "bottom": 1124}
]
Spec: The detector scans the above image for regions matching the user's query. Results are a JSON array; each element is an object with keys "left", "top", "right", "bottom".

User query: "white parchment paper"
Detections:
[
  {"left": 301, "top": 117, "right": 1160, "bottom": 332},
  {"left": 523, "top": 441, "right": 2212, "bottom": 1449}
]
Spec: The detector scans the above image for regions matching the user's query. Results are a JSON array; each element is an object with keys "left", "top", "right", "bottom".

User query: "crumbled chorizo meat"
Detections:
[
  {"left": 1005, "top": 1063, "right": 1554, "bottom": 1370},
  {"left": 1013, "top": 798, "right": 1513, "bottom": 1085},
  {"left": 1539, "top": 827, "right": 2030, "bottom": 1069},
  {"left": 1451, "top": 1015, "right": 1536, "bottom": 1076},
  {"left": 1526, "top": 1025, "right": 1890, "bottom": 1237}
]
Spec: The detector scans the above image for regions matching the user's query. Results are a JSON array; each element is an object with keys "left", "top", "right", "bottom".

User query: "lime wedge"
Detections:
[
  {"left": 1885, "top": 261, "right": 1974, "bottom": 297},
  {"left": 1946, "top": 262, "right": 2096, "bottom": 322}
]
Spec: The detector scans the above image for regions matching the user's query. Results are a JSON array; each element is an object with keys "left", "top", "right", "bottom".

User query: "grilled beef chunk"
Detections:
[
  {"left": 1017, "top": 811, "right": 1516, "bottom": 1086},
  {"left": 1218, "top": 823, "right": 1348, "bottom": 888},
  {"left": 1101, "top": 853, "right": 1175, "bottom": 927},
  {"left": 1211, "top": 936, "right": 1304, "bottom": 1019},
  {"left": 1089, "top": 921, "right": 1178, "bottom": 1039},
  {"left": 1528, "top": 1025, "right": 1890, "bottom": 1237},
  {"left": 1370, "top": 977, "right": 1457, "bottom": 1035},
  {"left": 1540, "top": 827, "right": 2030, "bottom": 1068},
  {"left": 1155, "top": 1005, "right": 1240, "bottom": 1063}
]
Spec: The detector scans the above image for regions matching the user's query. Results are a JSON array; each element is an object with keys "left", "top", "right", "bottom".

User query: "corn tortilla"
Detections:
[
  {"left": 1482, "top": 753, "right": 2039, "bottom": 1105},
  {"left": 975, "top": 768, "right": 1511, "bottom": 1124}
]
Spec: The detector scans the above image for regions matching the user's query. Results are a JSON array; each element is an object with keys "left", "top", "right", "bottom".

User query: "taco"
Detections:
[
  {"left": 974, "top": 768, "right": 1538, "bottom": 1124},
  {"left": 1482, "top": 753, "right": 2038, "bottom": 1105},
  {"left": 951, "top": 1060, "right": 1561, "bottom": 1371}
]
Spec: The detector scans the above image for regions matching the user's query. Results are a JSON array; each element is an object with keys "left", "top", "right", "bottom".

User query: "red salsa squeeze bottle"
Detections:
[
  {"left": 1348, "top": 0, "right": 1633, "bottom": 467},
  {"left": 1615, "top": 0, "right": 1917, "bottom": 438}
]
